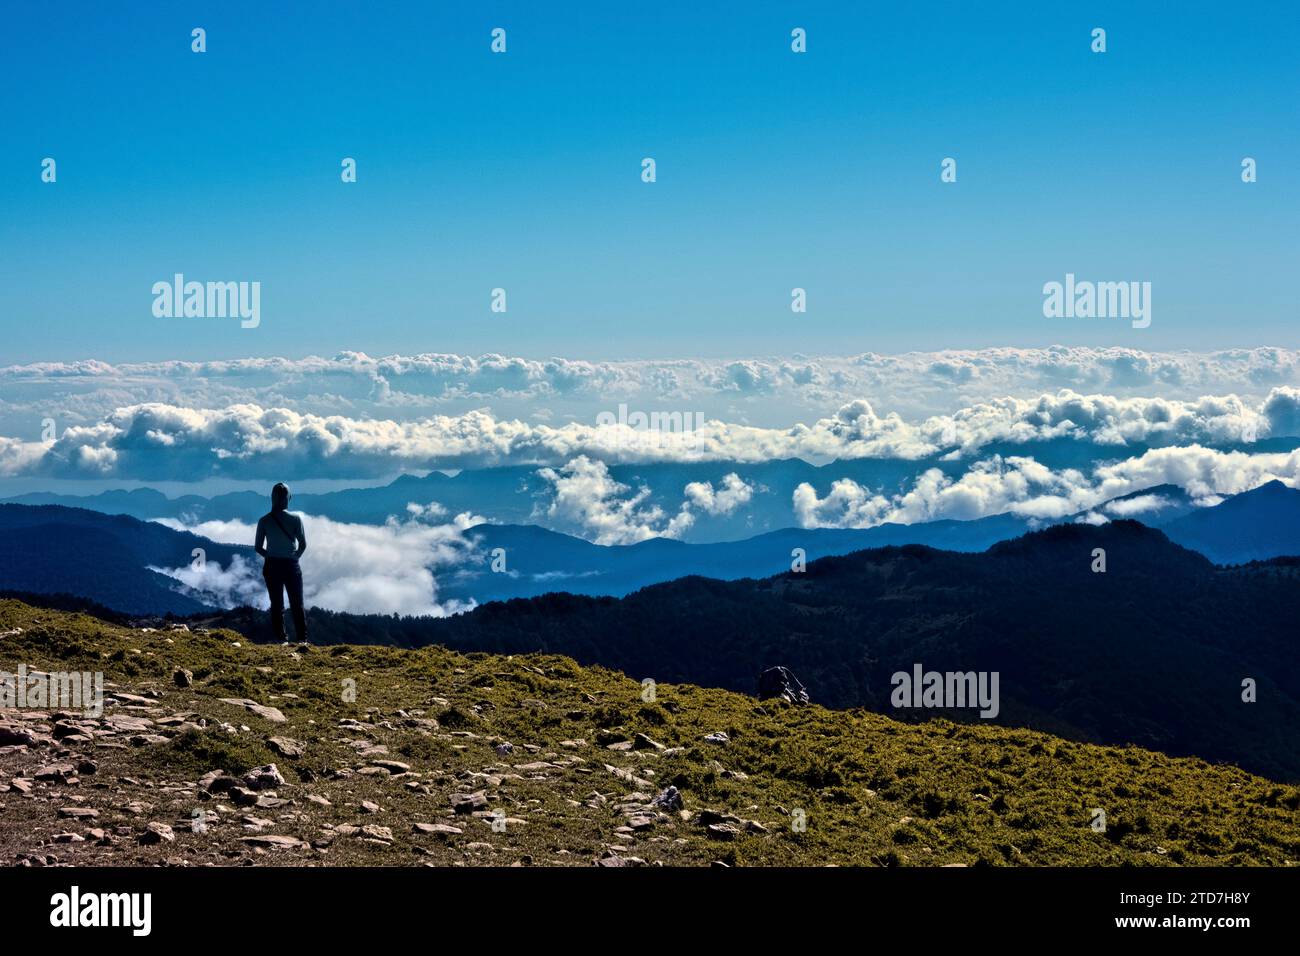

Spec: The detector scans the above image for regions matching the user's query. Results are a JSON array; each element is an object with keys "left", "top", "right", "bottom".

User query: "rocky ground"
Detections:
[{"left": 2, "top": 599, "right": 1298, "bottom": 867}]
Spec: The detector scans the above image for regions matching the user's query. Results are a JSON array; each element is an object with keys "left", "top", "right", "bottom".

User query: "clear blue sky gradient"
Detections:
[{"left": 2, "top": 0, "right": 1296, "bottom": 363}]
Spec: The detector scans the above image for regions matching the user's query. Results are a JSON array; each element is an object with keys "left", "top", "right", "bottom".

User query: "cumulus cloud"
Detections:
[
  {"left": 533, "top": 461, "right": 758, "bottom": 544},
  {"left": 1102, "top": 494, "right": 1175, "bottom": 518},
  {"left": 8, "top": 347, "right": 1300, "bottom": 436},
  {"left": 793, "top": 446, "right": 1300, "bottom": 530},
  {"left": 2, "top": 385, "right": 1296, "bottom": 480},
  {"left": 536, "top": 456, "right": 695, "bottom": 545},
  {"left": 153, "top": 509, "right": 484, "bottom": 616},
  {"left": 683, "top": 473, "right": 754, "bottom": 515}
]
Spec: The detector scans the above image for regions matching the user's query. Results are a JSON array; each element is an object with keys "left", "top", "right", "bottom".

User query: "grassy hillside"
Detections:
[
  {"left": 1, "top": 599, "right": 1297, "bottom": 867},
  {"left": 222, "top": 521, "right": 1300, "bottom": 781}
]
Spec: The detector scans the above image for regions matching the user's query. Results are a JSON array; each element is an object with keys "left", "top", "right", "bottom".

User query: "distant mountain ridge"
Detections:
[
  {"left": 4, "top": 450, "right": 1278, "bottom": 547},
  {"left": 1161, "top": 480, "right": 1300, "bottom": 565},
  {"left": 0, "top": 504, "right": 252, "bottom": 615},
  {"left": 2, "top": 479, "right": 1300, "bottom": 616}
]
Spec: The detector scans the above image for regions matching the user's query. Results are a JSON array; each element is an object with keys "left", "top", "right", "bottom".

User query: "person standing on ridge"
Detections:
[{"left": 254, "top": 482, "right": 309, "bottom": 644}]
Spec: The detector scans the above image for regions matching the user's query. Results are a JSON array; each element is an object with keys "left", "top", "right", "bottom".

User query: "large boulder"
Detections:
[{"left": 757, "top": 666, "right": 809, "bottom": 705}]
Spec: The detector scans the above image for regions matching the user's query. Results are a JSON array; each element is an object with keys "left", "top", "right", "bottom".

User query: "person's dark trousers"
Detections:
[{"left": 263, "top": 557, "right": 307, "bottom": 642}]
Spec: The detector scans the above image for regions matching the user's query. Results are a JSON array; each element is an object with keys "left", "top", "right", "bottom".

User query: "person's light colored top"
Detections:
[{"left": 255, "top": 510, "right": 307, "bottom": 560}]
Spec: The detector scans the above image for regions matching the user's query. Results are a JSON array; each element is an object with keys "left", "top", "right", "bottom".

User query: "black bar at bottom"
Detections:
[{"left": 0, "top": 865, "right": 1288, "bottom": 941}]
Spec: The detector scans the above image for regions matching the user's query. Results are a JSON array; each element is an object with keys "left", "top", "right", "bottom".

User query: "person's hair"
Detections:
[{"left": 271, "top": 482, "right": 290, "bottom": 506}]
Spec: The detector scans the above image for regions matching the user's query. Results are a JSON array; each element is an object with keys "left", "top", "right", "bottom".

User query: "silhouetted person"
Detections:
[{"left": 254, "top": 482, "right": 308, "bottom": 644}]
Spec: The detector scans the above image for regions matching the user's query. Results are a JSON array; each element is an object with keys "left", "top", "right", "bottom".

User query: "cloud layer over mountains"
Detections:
[
  {"left": 5, "top": 346, "right": 1300, "bottom": 437},
  {"left": 2, "top": 386, "right": 1296, "bottom": 481},
  {"left": 7, "top": 346, "right": 1300, "bottom": 550},
  {"left": 790, "top": 445, "right": 1300, "bottom": 529},
  {"left": 154, "top": 511, "right": 484, "bottom": 617}
]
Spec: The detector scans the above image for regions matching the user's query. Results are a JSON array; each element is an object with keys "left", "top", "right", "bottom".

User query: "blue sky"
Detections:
[{"left": 2, "top": 0, "right": 1297, "bottom": 364}]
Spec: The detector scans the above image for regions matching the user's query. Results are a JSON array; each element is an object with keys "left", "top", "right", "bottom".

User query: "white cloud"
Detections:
[
  {"left": 8, "top": 347, "right": 1300, "bottom": 437},
  {"left": 152, "top": 509, "right": 484, "bottom": 617},
  {"left": 536, "top": 456, "right": 695, "bottom": 545},
  {"left": 683, "top": 473, "right": 755, "bottom": 515},
  {"left": 1102, "top": 494, "right": 1174, "bottom": 518},
  {"left": 3, "top": 384, "right": 1295, "bottom": 480},
  {"left": 533, "top": 461, "right": 763, "bottom": 543},
  {"left": 793, "top": 446, "right": 1300, "bottom": 530}
]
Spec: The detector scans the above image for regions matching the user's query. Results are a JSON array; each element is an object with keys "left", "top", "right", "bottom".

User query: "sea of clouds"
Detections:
[
  {"left": 8, "top": 346, "right": 1300, "bottom": 575},
  {"left": 4, "top": 346, "right": 1300, "bottom": 440},
  {"left": 2, "top": 383, "right": 1299, "bottom": 481},
  {"left": 152, "top": 510, "right": 485, "bottom": 617}
]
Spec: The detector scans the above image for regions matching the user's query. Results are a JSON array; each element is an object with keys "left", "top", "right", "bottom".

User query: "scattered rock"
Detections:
[
  {"left": 228, "top": 787, "right": 260, "bottom": 807},
  {"left": 596, "top": 851, "right": 646, "bottom": 867},
  {"left": 35, "top": 763, "right": 77, "bottom": 783},
  {"left": 139, "top": 822, "right": 175, "bottom": 845},
  {"left": 650, "top": 786, "right": 683, "bottom": 811},
  {"left": 267, "top": 737, "right": 305, "bottom": 758},
  {"left": 241, "top": 834, "right": 307, "bottom": 850},
  {"left": 697, "top": 809, "right": 739, "bottom": 826},
  {"left": 218, "top": 698, "right": 287, "bottom": 724},
  {"left": 452, "top": 791, "right": 488, "bottom": 814},
  {"left": 0, "top": 726, "right": 39, "bottom": 747},
  {"left": 757, "top": 666, "right": 810, "bottom": 705},
  {"left": 706, "top": 823, "right": 741, "bottom": 841},
  {"left": 57, "top": 807, "right": 99, "bottom": 819},
  {"left": 199, "top": 771, "right": 237, "bottom": 794},
  {"left": 242, "top": 764, "right": 286, "bottom": 790},
  {"left": 413, "top": 822, "right": 463, "bottom": 835}
]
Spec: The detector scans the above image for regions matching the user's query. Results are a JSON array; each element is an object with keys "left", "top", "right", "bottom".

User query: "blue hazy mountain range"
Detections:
[
  {"left": 2, "top": 458, "right": 954, "bottom": 539},
  {"left": 0, "top": 505, "right": 248, "bottom": 615},
  {"left": 4, "top": 438, "right": 1294, "bottom": 543},
  {"left": 2, "top": 480, "right": 1298, "bottom": 614}
]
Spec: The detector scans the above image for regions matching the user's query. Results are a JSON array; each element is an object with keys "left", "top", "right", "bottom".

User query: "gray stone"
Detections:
[
  {"left": 240, "top": 834, "right": 307, "bottom": 849},
  {"left": 757, "top": 666, "right": 810, "bottom": 705},
  {"left": 267, "top": 737, "right": 304, "bottom": 758},
  {"left": 242, "top": 764, "right": 286, "bottom": 790},
  {"left": 139, "top": 822, "right": 175, "bottom": 845},
  {"left": 650, "top": 785, "right": 683, "bottom": 811},
  {"left": 452, "top": 791, "right": 488, "bottom": 814},
  {"left": 218, "top": 698, "right": 287, "bottom": 723},
  {"left": 413, "top": 822, "right": 463, "bottom": 835},
  {"left": 706, "top": 823, "right": 740, "bottom": 840}
]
